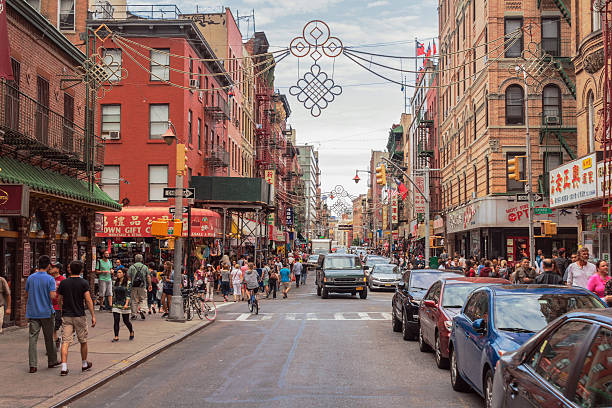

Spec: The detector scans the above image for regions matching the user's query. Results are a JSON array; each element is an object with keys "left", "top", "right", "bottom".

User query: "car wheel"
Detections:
[
  {"left": 392, "top": 309, "right": 402, "bottom": 332},
  {"left": 321, "top": 287, "right": 329, "bottom": 299},
  {"left": 435, "top": 332, "right": 449, "bottom": 369},
  {"left": 484, "top": 369, "right": 493, "bottom": 408},
  {"left": 316, "top": 285, "right": 321, "bottom": 296},
  {"left": 402, "top": 310, "right": 414, "bottom": 341},
  {"left": 450, "top": 347, "right": 470, "bottom": 392},
  {"left": 419, "top": 326, "right": 432, "bottom": 352},
  {"left": 359, "top": 288, "right": 367, "bottom": 299}
]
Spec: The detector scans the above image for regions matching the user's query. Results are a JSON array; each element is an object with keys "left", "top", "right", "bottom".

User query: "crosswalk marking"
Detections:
[{"left": 218, "top": 312, "right": 391, "bottom": 322}]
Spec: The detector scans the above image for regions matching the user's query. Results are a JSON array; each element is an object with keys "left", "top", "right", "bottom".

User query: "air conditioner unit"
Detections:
[
  {"left": 198, "top": 91, "right": 204, "bottom": 102},
  {"left": 472, "top": 192, "right": 477, "bottom": 199},
  {"left": 189, "top": 79, "right": 199, "bottom": 89},
  {"left": 545, "top": 115, "right": 560, "bottom": 125},
  {"left": 108, "top": 131, "right": 120, "bottom": 139}
]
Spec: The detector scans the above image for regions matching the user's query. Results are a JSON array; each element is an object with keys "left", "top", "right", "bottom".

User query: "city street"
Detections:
[{"left": 71, "top": 277, "right": 482, "bottom": 408}]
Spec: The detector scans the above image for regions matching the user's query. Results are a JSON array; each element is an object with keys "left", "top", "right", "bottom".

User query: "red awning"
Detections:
[{"left": 96, "top": 207, "right": 221, "bottom": 238}]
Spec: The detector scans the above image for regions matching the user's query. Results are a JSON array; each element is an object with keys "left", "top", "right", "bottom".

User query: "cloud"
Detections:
[{"left": 367, "top": 1, "right": 390, "bottom": 7}]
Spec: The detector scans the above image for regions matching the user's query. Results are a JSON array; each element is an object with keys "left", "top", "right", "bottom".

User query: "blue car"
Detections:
[{"left": 448, "top": 285, "right": 606, "bottom": 407}]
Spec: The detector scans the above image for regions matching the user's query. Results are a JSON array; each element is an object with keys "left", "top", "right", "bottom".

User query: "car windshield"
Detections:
[
  {"left": 324, "top": 256, "right": 361, "bottom": 269},
  {"left": 409, "top": 273, "right": 444, "bottom": 291},
  {"left": 366, "top": 257, "right": 389, "bottom": 266},
  {"left": 442, "top": 283, "right": 494, "bottom": 308},
  {"left": 372, "top": 265, "right": 398, "bottom": 274},
  {"left": 494, "top": 293, "right": 604, "bottom": 333},
  {"left": 308, "top": 256, "right": 319, "bottom": 262}
]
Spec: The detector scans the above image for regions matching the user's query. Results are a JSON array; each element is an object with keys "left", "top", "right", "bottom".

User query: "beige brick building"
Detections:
[{"left": 438, "top": 0, "right": 579, "bottom": 260}]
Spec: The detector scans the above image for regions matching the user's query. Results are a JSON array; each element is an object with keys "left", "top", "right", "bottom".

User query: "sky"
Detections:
[{"left": 150, "top": 0, "right": 439, "bottom": 211}]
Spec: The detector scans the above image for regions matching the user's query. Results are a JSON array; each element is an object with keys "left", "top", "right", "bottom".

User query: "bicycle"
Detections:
[
  {"left": 247, "top": 288, "right": 259, "bottom": 315},
  {"left": 182, "top": 287, "right": 217, "bottom": 321}
]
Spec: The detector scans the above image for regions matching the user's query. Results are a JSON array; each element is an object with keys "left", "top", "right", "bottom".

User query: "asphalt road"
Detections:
[{"left": 71, "top": 276, "right": 482, "bottom": 408}]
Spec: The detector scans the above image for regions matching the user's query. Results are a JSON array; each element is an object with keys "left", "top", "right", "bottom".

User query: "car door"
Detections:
[
  {"left": 423, "top": 282, "right": 441, "bottom": 345},
  {"left": 395, "top": 270, "right": 410, "bottom": 319},
  {"left": 506, "top": 320, "right": 594, "bottom": 408},
  {"left": 463, "top": 290, "right": 491, "bottom": 390},
  {"left": 454, "top": 291, "right": 480, "bottom": 376},
  {"left": 571, "top": 325, "right": 612, "bottom": 407},
  {"left": 420, "top": 282, "right": 438, "bottom": 344}
]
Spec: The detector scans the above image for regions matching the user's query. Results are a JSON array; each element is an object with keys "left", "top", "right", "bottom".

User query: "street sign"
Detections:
[
  {"left": 534, "top": 207, "right": 553, "bottom": 215},
  {"left": 163, "top": 188, "right": 195, "bottom": 199},
  {"left": 169, "top": 207, "right": 189, "bottom": 215},
  {"left": 516, "top": 193, "right": 543, "bottom": 202}
]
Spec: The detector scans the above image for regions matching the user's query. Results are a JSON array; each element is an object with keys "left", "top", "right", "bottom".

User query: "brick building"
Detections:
[
  {"left": 437, "top": 0, "right": 579, "bottom": 259},
  {"left": 1, "top": 0, "right": 119, "bottom": 327}
]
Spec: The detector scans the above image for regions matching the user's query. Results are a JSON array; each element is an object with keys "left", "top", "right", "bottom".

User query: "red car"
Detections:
[{"left": 417, "top": 277, "right": 510, "bottom": 369}]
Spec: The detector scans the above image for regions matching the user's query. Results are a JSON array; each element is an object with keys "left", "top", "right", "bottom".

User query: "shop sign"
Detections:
[
  {"left": 0, "top": 184, "right": 29, "bottom": 216},
  {"left": 414, "top": 176, "right": 426, "bottom": 213},
  {"left": 91, "top": 246, "right": 97, "bottom": 273},
  {"left": 597, "top": 160, "right": 612, "bottom": 198},
  {"left": 23, "top": 242, "right": 30, "bottom": 277},
  {"left": 264, "top": 170, "right": 275, "bottom": 185},
  {"left": 286, "top": 207, "right": 294, "bottom": 226},
  {"left": 94, "top": 213, "right": 104, "bottom": 233},
  {"left": 506, "top": 203, "right": 530, "bottom": 223},
  {"left": 550, "top": 153, "right": 597, "bottom": 208},
  {"left": 433, "top": 216, "right": 444, "bottom": 230},
  {"left": 50, "top": 243, "right": 56, "bottom": 264},
  {"left": 97, "top": 211, "right": 221, "bottom": 238},
  {"left": 447, "top": 203, "right": 479, "bottom": 233},
  {"left": 391, "top": 194, "right": 399, "bottom": 224}
]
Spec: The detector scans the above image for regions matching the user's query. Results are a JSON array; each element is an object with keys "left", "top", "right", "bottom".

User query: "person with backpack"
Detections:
[{"left": 127, "top": 254, "right": 151, "bottom": 320}]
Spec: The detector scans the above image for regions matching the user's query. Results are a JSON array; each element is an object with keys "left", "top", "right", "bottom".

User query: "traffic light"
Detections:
[
  {"left": 375, "top": 164, "right": 387, "bottom": 185},
  {"left": 176, "top": 143, "right": 188, "bottom": 175},
  {"left": 151, "top": 218, "right": 183, "bottom": 238},
  {"left": 507, "top": 156, "right": 526, "bottom": 182},
  {"left": 540, "top": 220, "right": 558, "bottom": 236}
]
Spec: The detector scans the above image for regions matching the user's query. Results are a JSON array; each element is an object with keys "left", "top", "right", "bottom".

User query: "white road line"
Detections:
[
  {"left": 358, "top": 312, "right": 372, "bottom": 320},
  {"left": 334, "top": 313, "right": 346, "bottom": 320},
  {"left": 381, "top": 312, "right": 392, "bottom": 320},
  {"left": 306, "top": 313, "right": 317, "bottom": 320},
  {"left": 235, "top": 313, "right": 252, "bottom": 321}
]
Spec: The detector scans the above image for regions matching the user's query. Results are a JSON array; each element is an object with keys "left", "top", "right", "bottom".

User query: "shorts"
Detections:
[
  {"left": 282, "top": 282, "right": 291, "bottom": 289},
  {"left": 248, "top": 287, "right": 259, "bottom": 294},
  {"left": 99, "top": 279, "right": 112, "bottom": 297},
  {"left": 263, "top": 278, "right": 269, "bottom": 287},
  {"left": 61, "top": 315, "right": 88, "bottom": 344},
  {"left": 54, "top": 311, "right": 62, "bottom": 331}
]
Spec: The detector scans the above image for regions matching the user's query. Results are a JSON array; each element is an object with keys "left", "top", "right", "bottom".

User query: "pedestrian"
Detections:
[
  {"left": 111, "top": 268, "right": 134, "bottom": 342},
  {"left": 49, "top": 263, "right": 65, "bottom": 350},
  {"left": 243, "top": 263, "right": 261, "bottom": 302},
  {"left": 279, "top": 262, "right": 292, "bottom": 299},
  {"left": 513, "top": 257, "right": 537, "bottom": 284},
  {"left": 293, "top": 258, "right": 303, "bottom": 288},
  {"left": 148, "top": 264, "right": 158, "bottom": 315},
  {"left": 498, "top": 260, "right": 509, "bottom": 280},
  {"left": 220, "top": 262, "right": 231, "bottom": 302},
  {"left": 553, "top": 249, "right": 569, "bottom": 281},
  {"left": 262, "top": 261, "right": 270, "bottom": 296},
  {"left": 231, "top": 263, "right": 242, "bottom": 302},
  {"left": 464, "top": 261, "right": 476, "bottom": 277},
  {"left": 535, "top": 259, "right": 563, "bottom": 284},
  {"left": 127, "top": 254, "right": 151, "bottom": 320},
  {"left": 161, "top": 262, "right": 174, "bottom": 318},
  {"left": 587, "top": 260, "right": 611, "bottom": 302},
  {"left": 535, "top": 249, "right": 544, "bottom": 271},
  {"left": 95, "top": 250, "right": 113, "bottom": 311},
  {"left": 566, "top": 247, "right": 596, "bottom": 288},
  {"left": 57, "top": 260, "right": 95, "bottom": 376},
  {"left": 26, "top": 255, "right": 60, "bottom": 373},
  {"left": 0, "top": 270, "right": 10, "bottom": 334},
  {"left": 479, "top": 260, "right": 492, "bottom": 277},
  {"left": 268, "top": 260, "right": 278, "bottom": 299},
  {"left": 205, "top": 265, "right": 215, "bottom": 301}
]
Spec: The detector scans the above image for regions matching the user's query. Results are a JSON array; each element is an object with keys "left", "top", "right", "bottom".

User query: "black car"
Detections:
[
  {"left": 492, "top": 308, "right": 612, "bottom": 408},
  {"left": 316, "top": 253, "right": 368, "bottom": 299},
  {"left": 391, "top": 269, "right": 460, "bottom": 341}
]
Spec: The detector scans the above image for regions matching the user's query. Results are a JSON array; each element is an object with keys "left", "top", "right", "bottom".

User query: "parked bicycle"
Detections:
[{"left": 182, "top": 287, "right": 216, "bottom": 321}]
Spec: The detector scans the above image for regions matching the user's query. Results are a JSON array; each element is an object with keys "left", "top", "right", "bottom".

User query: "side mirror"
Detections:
[
  {"left": 397, "top": 281, "right": 406, "bottom": 290},
  {"left": 472, "top": 318, "right": 486, "bottom": 333},
  {"left": 423, "top": 300, "right": 436, "bottom": 308}
]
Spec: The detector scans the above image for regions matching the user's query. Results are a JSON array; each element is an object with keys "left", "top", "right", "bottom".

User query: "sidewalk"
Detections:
[{"left": 0, "top": 302, "right": 222, "bottom": 408}]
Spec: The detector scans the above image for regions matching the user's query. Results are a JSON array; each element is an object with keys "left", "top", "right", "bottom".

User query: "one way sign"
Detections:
[
  {"left": 163, "top": 188, "right": 195, "bottom": 199},
  {"left": 516, "top": 193, "right": 543, "bottom": 202}
]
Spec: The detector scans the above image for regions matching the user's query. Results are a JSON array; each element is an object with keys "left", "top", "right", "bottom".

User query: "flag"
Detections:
[
  {"left": 416, "top": 41, "right": 425, "bottom": 56},
  {"left": 0, "top": 0, "right": 13, "bottom": 80},
  {"left": 396, "top": 179, "right": 408, "bottom": 200},
  {"left": 425, "top": 44, "right": 432, "bottom": 58},
  {"left": 433, "top": 40, "right": 437, "bottom": 55}
]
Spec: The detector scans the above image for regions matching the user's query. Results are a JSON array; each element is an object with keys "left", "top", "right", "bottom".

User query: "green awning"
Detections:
[
  {"left": 0, "top": 156, "right": 121, "bottom": 211},
  {"left": 392, "top": 125, "right": 403, "bottom": 134}
]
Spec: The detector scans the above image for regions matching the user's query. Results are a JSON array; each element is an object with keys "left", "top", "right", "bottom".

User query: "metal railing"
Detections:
[
  {"left": 207, "top": 147, "right": 229, "bottom": 168},
  {"left": 540, "top": 109, "right": 577, "bottom": 128},
  {"left": 89, "top": 4, "right": 182, "bottom": 20}
]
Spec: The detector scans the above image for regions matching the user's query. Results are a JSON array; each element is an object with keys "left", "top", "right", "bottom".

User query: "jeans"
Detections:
[
  {"left": 113, "top": 312, "right": 133, "bottom": 337},
  {"left": 221, "top": 281, "right": 230, "bottom": 297},
  {"left": 28, "top": 316, "right": 57, "bottom": 367},
  {"left": 269, "top": 280, "right": 277, "bottom": 298},
  {"left": 295, "top": 274, "right": 301, "bottom": 287},
  {"left": 147, "top": 289, "right": 160, "bottom": 308},
  {"left": 301, "top": 271, "right": 307, "bottom": 285}
]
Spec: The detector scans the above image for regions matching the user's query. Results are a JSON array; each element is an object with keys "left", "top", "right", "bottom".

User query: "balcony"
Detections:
[
  {"left": 206, "top": 147, "right": 229, "bottom": 168},
  {"left": 0, "top": 81, "right": 104, "bottom": 172},
  {"left": 89, "top": 3, "right": 182, "bottom": 20},
  {"left": 204, "top": 95, "right": 230, "bottom": 121}
]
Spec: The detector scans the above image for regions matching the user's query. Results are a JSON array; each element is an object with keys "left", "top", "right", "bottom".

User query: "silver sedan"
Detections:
[{"left": 368, "top": 264, "right": 401, "bottom": 290}]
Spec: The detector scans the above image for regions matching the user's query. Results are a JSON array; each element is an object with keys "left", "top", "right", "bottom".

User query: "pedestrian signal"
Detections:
[{"left": 507, "top": 156, "right": 526, "bottom": 182}]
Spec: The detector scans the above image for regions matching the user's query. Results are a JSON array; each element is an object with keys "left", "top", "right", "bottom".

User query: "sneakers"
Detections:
[
  {"left": 139, "top": 311, "right": 146, "bottom": 320},
  {"left": 29, "top": 367, "right": 37, "bottom": 373},
  {"left": 60, "top": 369, "right": 68, "bottom": 376},
  {"left": 82, "top": 361, "right": 92, "bottom": 372},
  {"left": 48, "top": 361, "right": 60, "bottom": 368},
  {"left": 161, "top": 312, "right": 168, "bottom": 318}
]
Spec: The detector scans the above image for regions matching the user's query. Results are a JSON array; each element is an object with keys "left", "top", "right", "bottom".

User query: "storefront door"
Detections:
[
  {"left": 1, "top": 239, "right": 17, "bottom": 326},
  {"left": 506, "top": 236, "right": 529, "bottom": 263}
]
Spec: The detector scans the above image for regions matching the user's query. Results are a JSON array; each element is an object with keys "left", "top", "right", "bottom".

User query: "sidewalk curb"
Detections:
[{"left": 37, "top": 318, "right": 215, "bottom": 408}]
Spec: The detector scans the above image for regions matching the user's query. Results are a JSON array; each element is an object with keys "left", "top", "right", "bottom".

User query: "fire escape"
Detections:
[
  {"left": 255, "top": 81, "right": 273, "bottom": 177},
  {"left": 204, "top": 91, "right": 230, "bottom": 172},
  {"left": 416, "top": 111, "right": 441, "bottom": 213},
  {"left": 602, "top": 0, "right": 612, "bottom": 212}
]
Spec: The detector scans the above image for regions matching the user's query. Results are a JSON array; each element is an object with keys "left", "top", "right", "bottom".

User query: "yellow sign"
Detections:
[
  {"left": 583, "top": 156, "right": 592, "bottom": 170},
  {"left": 264, "top": 170, "right": 275, "bottom": 185}
]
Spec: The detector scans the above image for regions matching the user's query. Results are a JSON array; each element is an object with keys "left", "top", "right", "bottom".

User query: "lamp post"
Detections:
[{"left": 161, "top": 121, "right": 185, "bottom": 322}]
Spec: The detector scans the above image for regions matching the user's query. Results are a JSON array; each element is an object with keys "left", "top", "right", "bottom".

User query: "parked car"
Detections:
[
  {"left": 491, "top": 308, "right": 612, "bottom": 408},
  {"left": 364, "top": 255, "right": 391, "bottom": 272},
  {"left": 315, "top": 253, "right": 368, "bottom": 299},
  {"left": 391, "top": 269, "right": 460, "bottom": 341},
  {"left": 448, "top": 285, "right": 606, "bottom": 408},
  {"left": 306, "top": 254, "right": 324, "bottom": 272},
  {"left": 418, "top": 277, "right": 510, "bottom": 369},
  {"left": 368, "top": 264, "right": 402, "bottom": 290}
]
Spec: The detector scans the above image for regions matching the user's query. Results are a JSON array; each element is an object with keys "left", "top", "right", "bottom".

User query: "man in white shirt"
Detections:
[{"left": 566, "top": 247, "right": 596, "bottom": 288}]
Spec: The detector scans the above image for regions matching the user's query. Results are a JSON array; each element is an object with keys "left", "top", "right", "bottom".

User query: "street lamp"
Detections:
[
  {"left": 162, "top": 121, "right": 186, "bottom": 322},
  {"left": 353, "top": 169, "right": 372, "bottom": 184}
]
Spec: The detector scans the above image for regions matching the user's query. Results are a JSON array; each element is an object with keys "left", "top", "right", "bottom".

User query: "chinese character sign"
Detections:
[
  {"left": 391, "top": 194, "right": 399, "bottom": 224},
  {"left": 414, "top": 176, "right": 426, "bottom": 214},
  {"left": 264, "top": 170, "right": 275, "bottom": 185},
  {"left": 286, "top": 207, "right": 294, "bottom": 226},
  {"left": 549, "top": 153, "right": 597, "bottom": 208}
]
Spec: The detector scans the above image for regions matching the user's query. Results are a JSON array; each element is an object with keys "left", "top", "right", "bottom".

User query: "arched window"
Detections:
[
  {"left": 542, "top": 84, "right": 562, "bottom": 122},
  {"left": 588, "top": 91, "right": 595, "bottom": 152},
  {"left": 505, "top": 85, "right": 524, "bottom": 125},
  {"left": 593, "top": 0, "right": 602, "bottom": 32}
]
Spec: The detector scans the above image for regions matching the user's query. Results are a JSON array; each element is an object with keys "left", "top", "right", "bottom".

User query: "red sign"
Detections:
[
  {"left": 96, "top": 207, "right": 221, "bottom": 238},
  {"left": 0, "top": 184, "right": 29, "bottom": 216},
  {"left": 506, "top": 203, "right": 530, "bottom": 223},
  {"left": 0, "top": 0, "right": 14, "bottom": 81}
]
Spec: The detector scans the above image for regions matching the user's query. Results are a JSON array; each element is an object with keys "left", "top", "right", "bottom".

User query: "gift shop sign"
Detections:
[{"left": 550, "top": 153, "right": 596, "bottom": 208}]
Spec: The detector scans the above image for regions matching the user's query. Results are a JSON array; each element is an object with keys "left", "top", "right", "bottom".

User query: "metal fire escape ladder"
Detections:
[{"left": 538, "top": 0, "right": 571, "bottom": 25}]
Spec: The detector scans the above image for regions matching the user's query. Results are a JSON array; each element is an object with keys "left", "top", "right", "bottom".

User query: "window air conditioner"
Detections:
[
  {"left": 189, "top": 79, "right": 199, "bottom": 89},
  {"left": 545, "top": 115, "right": 560, "bottom": 125},
  {"left": 108, "top": 131, "right": 120, "bottom": 139},
  {"left": 198, "top": 91, "right": 204, "bottom": 102}
]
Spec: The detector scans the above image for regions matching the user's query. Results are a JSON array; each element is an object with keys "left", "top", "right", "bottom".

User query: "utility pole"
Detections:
[
  {"left": 519, "top": 65, "right": 536, "bottom": 265},
  {"left": 424, "top": 167, "right": 430, "bottom": 264}
]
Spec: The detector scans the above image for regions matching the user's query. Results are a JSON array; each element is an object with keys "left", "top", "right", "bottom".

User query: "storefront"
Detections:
[{"left": 446, "top": 197, "right": 578, "bottom": 262}]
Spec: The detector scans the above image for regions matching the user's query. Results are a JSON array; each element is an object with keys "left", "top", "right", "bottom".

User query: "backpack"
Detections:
[{"left": 132, "top": 265, "right": 146, "bottom": 288}]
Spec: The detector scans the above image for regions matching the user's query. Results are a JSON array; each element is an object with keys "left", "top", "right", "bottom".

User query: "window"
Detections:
[
  {"left": 457, "top": 176, "right": 461, "bottom": 203},
  {"left": 36, "top": 76, "right": 49, "bottom": 144},
  {"left": 58, "top": 0, "right": 75, "bottom": 31},
  {"left": 505, "top": 85, "right": 524, "bottom": 125},
  {"left": 149, "top": 104, "right": 169, "bottom": 139},
  {"left": 464, "top": 172, "right": 467, "bottom": 203},
  {"left": 188, "top": 110, "right": 193, "bottom": 145},
  {"left": 588, "top": 91, "right": 596, "bottom": 152},
  {"left": 542, "top": 18, "right": 560, "bottom": 56},
  {"left": 544, "top": 152, "right": 562, "bottom": 173},
  {"left": 542, "top": 85, "right": 561, "bottom": 122},
  {"left": 485, "top": 156, "right": 490, "bottom": 195},
  {"left": 101, "top": 166, "right": 120, "bottom": 201},
  {"left": 63, "top": 93, "right": 74, "bottom": 149},
  {"left": 593, "top": 0, "right": 602, "bottom": 31},
  {"left": 463, "top": 291, "right": 489, "bottom": 324},
  {"left": 204, "top": 124, "right": 209, "bottom": 153},
  {"left": 507, "top": 152, "right": 526, "bottom": 192},
  {"left": 473, "top": 164, "right": 478, "bottom": 196},
  {"left": 197, "top": 118, "right": 202, "bottom": 151},
  {"left": 573, "top": 326, "right": 612, "bottom": 407},
  {"left": 504, "top": 18, "right": 523, "bottom": 57},
  {"left": 101, "top": 105, "right": 120, "bottom": 135},
  {"left": 150, "top": 49, "right": 170, "bottom": 81},
  {"left": 485, "top": 91, "right": 489, "bottom": 127},
  {"left": 26, "top": 0, "right": 41, "bottom": 10},
  {"left": 149, "top": 165, "right": 168, "bottom": 201},
  {"left": 102, "top": 49, "right": 122, "bottom": 82},
  {"left": 528, "top": 321, "right": 593, "bottom": 395}
]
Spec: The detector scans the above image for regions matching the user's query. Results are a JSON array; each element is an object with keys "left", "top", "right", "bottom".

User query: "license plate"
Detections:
[
  {"left": 356, "top": 286, "right": 363, "bottom": 291},
  {"left": 385, "top": 283, "right": 392, "bottom": 286}
]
